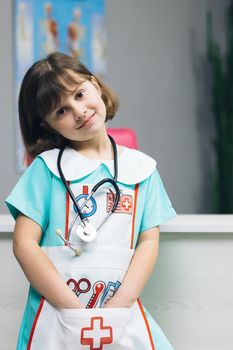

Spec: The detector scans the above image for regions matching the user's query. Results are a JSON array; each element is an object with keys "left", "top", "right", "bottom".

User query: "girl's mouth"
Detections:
[{"left": 78, "top": 112, "right": 96, "bottom": 129}]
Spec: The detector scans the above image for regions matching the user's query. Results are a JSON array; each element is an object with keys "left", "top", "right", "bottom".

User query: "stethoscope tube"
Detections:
[
  {"left": 57, "top": 135, "right": 120, "bottom": 246},
  {"left": 57, "top": 146, "right": 86, "bottom": 222}
]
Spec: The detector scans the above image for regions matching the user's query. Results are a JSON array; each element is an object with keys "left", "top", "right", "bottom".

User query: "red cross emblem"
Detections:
[
  {"left": 122, "top": 197, "right": 132, "bottom": 211},
  {"left": 81, "top": 316, "right": 113, "bottom": 350},
  {"left": 107, "top": 192, "right": 133, "bottom": 214}
]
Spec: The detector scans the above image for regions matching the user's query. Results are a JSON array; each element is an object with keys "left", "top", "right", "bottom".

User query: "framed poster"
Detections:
[{"left": 14, "top": 0, "right": 106, "bottom": 172}]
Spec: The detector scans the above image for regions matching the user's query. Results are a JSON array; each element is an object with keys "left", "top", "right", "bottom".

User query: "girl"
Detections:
[{"left": 6, "top": 52, "right": 176, "bottom": 350}]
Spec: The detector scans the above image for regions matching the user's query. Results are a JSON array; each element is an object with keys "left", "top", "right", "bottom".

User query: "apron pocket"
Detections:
[
  {"left": 57, "top": 307, "right": 134, "bottom": 349},
  {"left": 30, "top": 301, "right": 134, "bottom": 350}
]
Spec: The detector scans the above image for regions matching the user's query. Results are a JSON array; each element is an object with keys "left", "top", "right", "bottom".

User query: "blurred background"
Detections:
[
  {"left": 1, "top": 3, "right": 233, "bottom": 350},
  {"left": 0, "top": 0, "right": 232, "bottom": 214}
]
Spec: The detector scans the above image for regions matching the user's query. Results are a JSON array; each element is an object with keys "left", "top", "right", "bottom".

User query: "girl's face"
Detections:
[{"left": 45, "top": 71, "right": 107, "bottom": 144}]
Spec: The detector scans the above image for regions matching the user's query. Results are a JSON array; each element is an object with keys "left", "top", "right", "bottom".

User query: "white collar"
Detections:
[{"left": 38, "top": 146, "right": 156, "bottom": 185}]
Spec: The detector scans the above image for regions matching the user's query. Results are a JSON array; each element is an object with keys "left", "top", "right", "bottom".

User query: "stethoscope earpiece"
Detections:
[
  {"left": 56, "top": 228, "right": 63, "bottom": 237},
  {"left": 75, "top": 248, "right": 82, "bottom": 256},
  {"left": 55, "top": 228, "right": 82, "bottom": 255}
]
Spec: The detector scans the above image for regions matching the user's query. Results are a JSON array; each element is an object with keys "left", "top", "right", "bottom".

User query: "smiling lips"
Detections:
[{"left": 78, "top": 112, "right": 95, "bottom": 129}]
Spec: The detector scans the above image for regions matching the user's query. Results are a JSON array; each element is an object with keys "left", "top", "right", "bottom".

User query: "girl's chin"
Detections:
[{"left": 70, "top": 125, "right": 107, "bottom": 142}]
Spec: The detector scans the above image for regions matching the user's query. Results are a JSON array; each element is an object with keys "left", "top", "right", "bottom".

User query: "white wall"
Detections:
[
  {"left": 142, "top": 231, "right": 233, "bottom": 350},
  {"left": 0, "top": 0, "right": 230, "bottom": 214},
  {"left": 105, "top": 0, "right": 229, "bottom": 213},
  {"left": 0, "top": 0, "right": 19, "bottom": 213}
]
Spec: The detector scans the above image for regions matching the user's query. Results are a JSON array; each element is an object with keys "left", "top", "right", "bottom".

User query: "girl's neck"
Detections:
[{"left": 72, "top": 130, "right": 114, "bottom": 160}]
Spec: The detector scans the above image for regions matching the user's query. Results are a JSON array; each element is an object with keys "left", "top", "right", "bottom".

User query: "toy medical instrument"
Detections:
[
  {"left": 66, "top": 277, "right": 91, "bottom": 297},
  {"left": 100, "top": 280, "right": 121, "bottom": 307},
  {"left": 86, "top": 281, "right": 106, "bottom": 309},
  {"left": 56, "top": 135, "right": 120, "bottom": 254}
]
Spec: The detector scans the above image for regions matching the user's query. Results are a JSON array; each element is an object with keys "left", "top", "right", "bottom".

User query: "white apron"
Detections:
[
  {"left": 29, "top": 245, "right": 155, "bottom": 350},
  {"left": 26, "top": 147, "right": 162, "bottom": 349}
]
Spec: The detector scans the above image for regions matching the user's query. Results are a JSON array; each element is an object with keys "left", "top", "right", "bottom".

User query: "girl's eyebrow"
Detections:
[
  {"left": 53, "top": 83, "right": 85, "bottom": 112},
  {"left": 64, "top": 81, "right": 85, "bottom": 96}
]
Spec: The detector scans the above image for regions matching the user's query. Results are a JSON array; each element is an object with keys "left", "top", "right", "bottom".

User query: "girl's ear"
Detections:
[{"left": 40, "top": 120, "right": 51, "bottom": 130}]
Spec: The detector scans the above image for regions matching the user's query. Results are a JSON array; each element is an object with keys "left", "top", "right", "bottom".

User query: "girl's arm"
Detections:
[
  {"left": 13, "top": 214, "right": 84, "bottom": 309},
  {"left": 104, "top": 226, "right": 159, "bottom": 308}
]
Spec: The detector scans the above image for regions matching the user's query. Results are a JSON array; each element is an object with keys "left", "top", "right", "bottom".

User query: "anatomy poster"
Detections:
[{"left": 14, "top": 0, "right": 106, "bottom": 172}]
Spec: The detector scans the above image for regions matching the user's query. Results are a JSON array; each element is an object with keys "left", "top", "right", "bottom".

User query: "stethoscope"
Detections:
[{"left": 55, "top": 135, "right": 120, "bottom": 255}]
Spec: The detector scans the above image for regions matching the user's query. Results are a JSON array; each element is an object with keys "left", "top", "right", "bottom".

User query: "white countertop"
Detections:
[
  {"left": 161, "top": 214, "right": 233, "bottom": 233},
  {"left": 0, "top": 214, "right": 232, "bottom": 233},
  {"left": 0, "top": 214, "right": 15, "bottom": 232}
]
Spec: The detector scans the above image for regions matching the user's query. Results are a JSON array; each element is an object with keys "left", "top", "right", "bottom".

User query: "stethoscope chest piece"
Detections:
[{"left": 76, "top": 222, "right": 97, "bottom": 242}]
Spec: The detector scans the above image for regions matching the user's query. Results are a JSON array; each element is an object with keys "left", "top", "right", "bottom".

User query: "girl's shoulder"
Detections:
[{"left": 38, "top": 146, "right": 157, "bottom": 185}]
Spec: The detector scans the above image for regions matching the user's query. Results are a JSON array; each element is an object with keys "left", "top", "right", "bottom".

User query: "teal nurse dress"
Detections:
[{"left": 6, "top": 146, "right": 176, "bottom": 350}]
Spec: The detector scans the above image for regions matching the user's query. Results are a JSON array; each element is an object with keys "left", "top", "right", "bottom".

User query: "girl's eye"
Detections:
[
  {"left": 76, "top": 90, "right": 85, "bottom": 99},
  {"left": 56, "top": 107, "right": 68, "bottom": 117}
]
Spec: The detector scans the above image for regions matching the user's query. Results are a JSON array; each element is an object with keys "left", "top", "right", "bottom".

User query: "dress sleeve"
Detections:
[
  {"left": 5, "top": 157, "right": 52, "bottom": 232},
  {"left": 139, "top": 168, "right": 176, "bottom": 233}
]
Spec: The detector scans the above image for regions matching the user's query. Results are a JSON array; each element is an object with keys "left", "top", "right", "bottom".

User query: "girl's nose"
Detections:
[{"left": 73, "top": 104, "right": 87, "bottom": 121}]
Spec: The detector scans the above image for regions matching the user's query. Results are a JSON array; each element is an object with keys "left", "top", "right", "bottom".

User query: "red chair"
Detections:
[
  {"left": 24, "top": 152, "right": 33, "bottom": 167},
  {"left": 107, "top": 128, "right": 138, "bottom": 150}
]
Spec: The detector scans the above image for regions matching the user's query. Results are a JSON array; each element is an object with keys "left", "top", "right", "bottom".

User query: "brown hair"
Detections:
[{"left": 18, "top": 52, "right": 119, "bottom": 157}]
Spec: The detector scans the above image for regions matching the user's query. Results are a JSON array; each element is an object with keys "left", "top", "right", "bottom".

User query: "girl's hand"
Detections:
[
  {"left": 103, "top": 292, "right": 134, "bottom": 309},
  {"left": 105, "top": 227, "right": 160, "bottom": 309}
]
